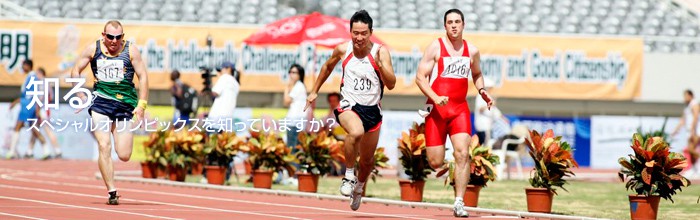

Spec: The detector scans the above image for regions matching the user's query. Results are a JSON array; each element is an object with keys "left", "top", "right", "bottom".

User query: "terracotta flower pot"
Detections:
[
  {"left": 297, "top": 173, "right": 319, "bottom": 193},
  {"left": 140, "top": 162, "right": 156, "bottom": 178},
  {"left": 629, "top": 195, "right": 660, "bottom": 220},
  {"left": 156, "top": 165, "right": 167, "bottom": 178},
  {"left": 204, "top": 165, "right": 226, "bottom": 185},
  {"left": 525, "top": 188, "right": 554, "bottom": 213},
  {"left": 244, "top": 160, "right": 252, "bottom": 175},
  {"left": 453, "top": 185, "right": 482, "bottom": 207},
  {"left": 398, "top": 180, "right": 425, "bottom": 202},
  {"left": 191, "top": 163, "right": 204, "bottom": 176},
  {"left": 168, "top": 165, "right": 186, "bottom": 182},
  {"left": 253, "top": 170, "right": 274, "bottom": 189}
]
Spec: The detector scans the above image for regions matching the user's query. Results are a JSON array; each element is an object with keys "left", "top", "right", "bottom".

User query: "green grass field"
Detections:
[{"left": 181, "top": 174, "right": 700, "bottom": 220}]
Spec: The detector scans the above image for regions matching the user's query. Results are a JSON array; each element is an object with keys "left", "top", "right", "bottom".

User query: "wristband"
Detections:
[
  {"left": 137, "top": 99, "right": 148, "bottom": 110},
  {"left": 478, "top": 88, "right": 486, "bottom": 94}
]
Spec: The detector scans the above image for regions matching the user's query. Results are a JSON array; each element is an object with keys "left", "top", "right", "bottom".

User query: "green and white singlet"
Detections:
[{"left": 90, "top": 40, "right": 138, "bottom": 108}]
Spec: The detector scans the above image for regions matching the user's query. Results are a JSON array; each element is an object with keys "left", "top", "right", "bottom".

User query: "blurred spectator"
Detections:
[
  {"left": 672, "top": 89, "right": 700, "bottom": 178},
  {"left": 170, "top": 70, "right": 198, "bottom": 129},
  {"left": 283, "top": 63, "right": 309, "bottom": 149},
  {"left": 324, "top": 92, "right": 341, "bottom": 122},
  {"left": 208, "top": 61, "right": 240, "bottom": 130},
  {"left": 28, "top": 67, "right": 62, "bottom": 159}
]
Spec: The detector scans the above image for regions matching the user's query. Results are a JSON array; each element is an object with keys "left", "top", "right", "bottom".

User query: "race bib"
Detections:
[
  {"left": 441, "top": 57, "right": 471, "bottom": 79},
  {"left": 96, "top": 59, "right": 125, "bottom": 83}
]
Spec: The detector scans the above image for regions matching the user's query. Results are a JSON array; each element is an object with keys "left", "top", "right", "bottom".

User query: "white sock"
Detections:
[
  {"left": 42, "top": 143, "right": 50, "bottom": 156},
  {"left": 455, "top": 197, "right": 463, "bottom": 204},
  {"left": 345, "top": 168, "right": 356, "bottom": 180},
  {"left": 8, "top": 131, "right": 19, "bottom": 156},
  {"left": 26, "top": 143, "right": 33, "bottom": 156},
  {"left": 355, "top": 181, "right": 365, "bottom": 193}
]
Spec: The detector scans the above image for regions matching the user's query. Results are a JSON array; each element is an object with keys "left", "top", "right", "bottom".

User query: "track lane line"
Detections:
[
  {"left": 0, "top": 212, "right": 47, "bottom": 220},
  {"left": 0, "top": 195, "right": 181, "bottom": 220},
  {"left": 1, "top": 173, "right": 438, "bottom": 220},
  {"left": 0, "top": 184, "right": 310, "bottom": 220}
]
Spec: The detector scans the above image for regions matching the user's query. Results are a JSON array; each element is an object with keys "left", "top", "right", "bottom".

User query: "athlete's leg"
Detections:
[
  {"left": 26, "top": 129, "right": 47, "bottom": 158},
  {"left": 348, "top": 127, "right": 380, "bottom": 211},
  {"left": 28, "top": 131, "right": 36, "bottom": 156},
  {"left": 111, "top": 118, "right": 133, "bottom": 162},
  {"left": 356, "top": 128, "right": 380, "bottom": 185},
  {"left": 425, "top": 114, "right": 448, "bottom": 169},
  {"left": 337, "top": 111, "right": 365, "bottom": 196},
  {"left": 338, "top": 111, "right": 365, "bottom": 173},
  {"left": 450, "top": 133, "right": 471, "bottom": 203},
  {"left": 688, "top": 135, "right": 700, "bottom": 164},
  {"left": 92, "top": 111, "right": 116, "bottom": 191},
  {"left": 42, "top": 124, "right": 60, "bottom": 157},
  {"left": 7, "top": 121, "right": 24, "bottom": 158},
  {"left": 448, "top": 107, "right": 472, "bottom": 218}
]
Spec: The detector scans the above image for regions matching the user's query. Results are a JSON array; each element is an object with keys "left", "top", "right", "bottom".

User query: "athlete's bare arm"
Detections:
[
  {"left": 9, "top": 98, "right": 19, "bottom": 109},
  {"left": 415, "top": 39, "right": 446, "bottom": 105},
  {"left": 70, "top": 43, "right": 97, "bottom": 98},
  {"left": 673, "top": 114, "right": 686, "bottom": 136},
  {"left": 376, "top": 46, "right": 396, "bottom": 90},
  {"left": 130, "top": 43, "right": 149, "bottom": 121},
  {"left": 469, "top": 43, "right": 493, "bottom": 109},
  {"left": 304, "top": 43, "right": 347, "bottom": 111}
]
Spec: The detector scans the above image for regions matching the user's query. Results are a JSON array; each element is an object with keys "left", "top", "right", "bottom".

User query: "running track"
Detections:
[{"left": 0, "top": 160, "right": 577, "bottom": 220}]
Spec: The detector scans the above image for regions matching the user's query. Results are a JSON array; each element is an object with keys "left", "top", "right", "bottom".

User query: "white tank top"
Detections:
[
  {"left": 339, "top": 41, "right": 383, "bottom": 106},
  {"left": 685, "top": 99, "right": 700, "bottom": 134}
]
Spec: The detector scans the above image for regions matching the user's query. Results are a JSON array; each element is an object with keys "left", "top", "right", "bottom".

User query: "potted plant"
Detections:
[
  {"left": 436, "top": 135, "right": 499, "bottom": 207},
  {"left": 246, "top": 131, "right": 295, "bottom": 189},
  {"left": 292, "top": 130, "right": 344, "bottom": 192},
  {"left": 141, "top": 131, "right": 166, "bottom": 178},
  {"left": 187, "top": 131, "right": 207, "bottom": 176},
  {"left": 163, "top": 130, "right": 202, "bottom": 182},
  {"left": 397, "top": 122, "right": 434, "bottom": 202},
  {"left": 203, "top": 132, "right": 244, "bottom": 185},
  {"left": 154, "top": 130, "right": 174, "bottom": 178},
  {"left": 525, "top": 129, "right": 579, "bottom": 213},
  {"left": 618, "top": 133, "right": 691, "bottom": 220}
]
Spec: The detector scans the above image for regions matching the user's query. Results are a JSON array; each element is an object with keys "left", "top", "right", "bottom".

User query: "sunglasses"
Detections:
[{"left": 104, "top": 33, "right": 123, "bottom": 40}]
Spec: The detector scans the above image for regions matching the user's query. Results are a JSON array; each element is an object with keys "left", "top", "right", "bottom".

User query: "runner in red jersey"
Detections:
[{"left": 415, "top": 9, "right": 493, "bottom": 218}]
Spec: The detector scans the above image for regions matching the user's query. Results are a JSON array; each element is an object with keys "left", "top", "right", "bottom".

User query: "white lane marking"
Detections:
[
  {"left": 0, "top": 212, "right": 48, "bottom": 220},
  {"left": 0, "top": 195, "right": 181, "bottom": 220},
  {"left": 1, "top": 173, "right": 437, "bottom": 220},
  {"left": 0, "top": 184, "right": 309, "bottom": 220}
]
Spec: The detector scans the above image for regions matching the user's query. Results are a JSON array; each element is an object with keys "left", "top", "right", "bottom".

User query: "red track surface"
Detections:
[{"left": 0, "top": 160, "right": 520, "bottom": 220}]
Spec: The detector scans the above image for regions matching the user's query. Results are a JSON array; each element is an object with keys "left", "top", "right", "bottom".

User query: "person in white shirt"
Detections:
[
  {"left": 284, "top": 63, "right": 309, "bottom": 149},
  {"left": 208, "top": 61, "right": 240, "bottom": 131},
  {"left": 672, "top": 89, "right": 700, "bottom": 177}
]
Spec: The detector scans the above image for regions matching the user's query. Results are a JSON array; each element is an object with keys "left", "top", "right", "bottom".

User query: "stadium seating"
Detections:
[{"left": 7, "top": 0, "right": 699, "bottom": 53}]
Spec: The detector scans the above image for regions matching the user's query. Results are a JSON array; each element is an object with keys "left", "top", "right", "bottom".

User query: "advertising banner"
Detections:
[
  {"left": 509, "top": 116, "right": 591, "bottom": 167},
  {"left": 0, "top": 20, "right": 642, "bottom": 100},
  {"left": 590, "top": 116, "right": 683, "bottom": 169}
]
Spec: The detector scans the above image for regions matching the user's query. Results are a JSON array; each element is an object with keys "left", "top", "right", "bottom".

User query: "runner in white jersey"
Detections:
[
  {"left": 672, "top": 89, "right": 700, "bottom": 175},
  {"left": 305, "top": 10, "right": 396, "bottom": 211}
]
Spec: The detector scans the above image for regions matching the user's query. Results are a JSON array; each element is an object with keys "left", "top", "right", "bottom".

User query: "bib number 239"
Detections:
[{"left": 353, "top": 78, "right": 372, "bottom": 91}]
